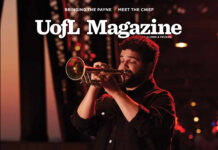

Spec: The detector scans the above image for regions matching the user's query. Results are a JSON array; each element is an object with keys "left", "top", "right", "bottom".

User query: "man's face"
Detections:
[{"left": 118, "top": 49, "right": 148, "bottom": 88}]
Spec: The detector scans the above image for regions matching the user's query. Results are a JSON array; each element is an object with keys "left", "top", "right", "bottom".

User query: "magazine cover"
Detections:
[{"left": 1, "top": 0, "right": 218, "bottom": 150}]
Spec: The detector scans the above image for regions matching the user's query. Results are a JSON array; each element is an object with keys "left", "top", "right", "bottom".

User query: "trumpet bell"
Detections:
[
  {"left": 66, "top": 56, "right": 129, "bottom": 85},
  {"left": 65, "top": 57, "right": 85, "bottom": 80}
]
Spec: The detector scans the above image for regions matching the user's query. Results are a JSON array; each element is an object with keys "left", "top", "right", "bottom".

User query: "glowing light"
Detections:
[
  {"left": 90, "top": 53, "right": 96, "bottom": 58},
  {"left": 175, "top": 42, "right": 188, "bottom": 48},
  {"left": 84, "top": 44, "right": 90, "bottom": 50},
  {"left": 83, "top": 25, "right": 89, "bottom": 31},
  {"left": 75, "top": 46, "right": 80, "bottom": 51},
  {"left": 72, "top": 36, "right": 78, "bottom": 42},
  {"left": 167, "top": 9, "right": 172, "bottom": 15},
  {"left": 83, "top": 16, "right": 91, "bottom": 22},
  {"left": 188, "top": 134, "right": 194, "bottom": 140},
  {"left": 212, "top": 126, "right": 218, "bottom": 134},
  {"left": 193, "top": 117, "right": 199, "bottom": 122},
  {"left": 201, "top": 7, "right": 208, "bottom": 14},
  {"left": 168, "top": 34, "right": 173, "bottom": 39},
  {"left": 74, "top": 43, "right": 81, "bottom": 51},
  {"left": 190, "top": 101, "right": 197, "bottom": 107},
  {"left": 177, "top": 7, "right": 186, "bottom": 14},
  {"left": 84, "top": 35, "right": 90, "bottom": 41},
  {"left": 196, "top": 128, "right": 201, "bottom": 134},
  {"left": 211, "top": 121, "right": 216, "bottom": 126}
]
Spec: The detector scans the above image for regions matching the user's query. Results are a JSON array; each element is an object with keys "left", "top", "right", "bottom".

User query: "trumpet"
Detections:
[{"left": 65, "top": 57, "right": 129, "bottom": 85}]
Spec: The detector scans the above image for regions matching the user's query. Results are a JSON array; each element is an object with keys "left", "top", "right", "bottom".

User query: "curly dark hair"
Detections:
[{"left": 119, "top": 35, "right": 160, "bottom": 72}]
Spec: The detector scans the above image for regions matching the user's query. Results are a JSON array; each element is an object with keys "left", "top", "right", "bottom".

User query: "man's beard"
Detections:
[{"left": 121, "top": 70, "right": 146, "bottom": 88}]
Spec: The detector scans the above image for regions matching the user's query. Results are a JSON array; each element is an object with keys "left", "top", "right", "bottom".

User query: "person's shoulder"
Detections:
[
  {"left": 145, "top": 86, "right": 173, "bottom": 98},
  {"left": 143, "top": 86, "right": 174, "bottom": 105},
  {"left": 154, "top": 87, "right": 174, "bottom": 98}
]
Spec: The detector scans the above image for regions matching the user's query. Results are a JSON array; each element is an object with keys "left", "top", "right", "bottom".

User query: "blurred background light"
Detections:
[
  {"left": 190, "top": 101, "right": 197, "bottom": 107},
  {"left": 196, "top": 128, "right": 201, "bottom": 134},
  {"left": 175, "top": 42, "right": 188, "bottom": 48},
  {"left": 193, "top": 117, "right": 199, "bottom": 122}
]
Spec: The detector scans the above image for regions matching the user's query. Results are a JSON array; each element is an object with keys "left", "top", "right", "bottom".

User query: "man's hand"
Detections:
[{"left": 92, "top": 62, "right": 122, "bottom": 96}]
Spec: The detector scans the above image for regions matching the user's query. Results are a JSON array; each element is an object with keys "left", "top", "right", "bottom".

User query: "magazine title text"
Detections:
[{"left": 35, "top": 19, "right": 182, "bottom": 38}]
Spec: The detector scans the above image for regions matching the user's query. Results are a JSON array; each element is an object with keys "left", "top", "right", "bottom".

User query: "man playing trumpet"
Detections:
[{"left": 71, "top": 35, "right": 176, "bottom": 150}]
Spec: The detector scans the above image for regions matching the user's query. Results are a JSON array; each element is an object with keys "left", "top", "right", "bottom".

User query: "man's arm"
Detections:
[
  {"left": 77, "top": 62, "right": 105, "bottom": 119},
  {"left": 71, "top": 74, "right": 102, "bottom": 136},
  {"left": 71, "top": 85, "right": 101, "bottom": 136},
  {"left": 109, "top": 88, "right": 150, "bottom": 122},
  {"left": 102, "top": 77, "right": 150, "bottom": 122},
  {"left": 77, "top": 85, "right": 100, "bottom": 119}
]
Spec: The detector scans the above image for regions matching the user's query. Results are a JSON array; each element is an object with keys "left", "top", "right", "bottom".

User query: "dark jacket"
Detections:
[{"left": 71, "top": 79, "right": 176, "bottom": 150}]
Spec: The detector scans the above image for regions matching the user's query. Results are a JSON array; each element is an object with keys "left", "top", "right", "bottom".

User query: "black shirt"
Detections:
[{"left": 71, "top": 79, "right": 176, "bottom": 150}]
